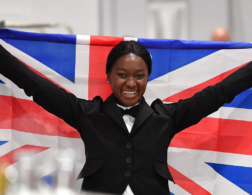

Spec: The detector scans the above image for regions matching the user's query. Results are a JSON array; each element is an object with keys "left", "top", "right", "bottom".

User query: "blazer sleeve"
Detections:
[
  {"left": 164, "top": 61, "right": 252, "bottom": 133},
  {"left": 0, "top": 44, "right": 89, "bottom": 130}
]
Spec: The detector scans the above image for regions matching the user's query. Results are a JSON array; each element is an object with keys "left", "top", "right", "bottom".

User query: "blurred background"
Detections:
[{"left": 1, "top": 0, "right": 252, "bottom": 42}]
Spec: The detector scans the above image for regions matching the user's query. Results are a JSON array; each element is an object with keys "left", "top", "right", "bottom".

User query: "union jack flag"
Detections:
[{"left": 1, "top": 29, "right": 252, "bottom": 194}]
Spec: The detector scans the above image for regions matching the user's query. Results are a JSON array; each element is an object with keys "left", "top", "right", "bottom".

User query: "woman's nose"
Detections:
[{"left": 126, "top": 77, "right": 137, "bottom": 87}]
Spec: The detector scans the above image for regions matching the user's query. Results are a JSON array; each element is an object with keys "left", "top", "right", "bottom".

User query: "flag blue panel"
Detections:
[
  {"left": 0, "top": 29, "right": 76, "bottom": 44},
  {"left": 206, "top": 162, "right": 252, "bottom": 194},
  {"left": 0, "top": 29, "right": 76, "bottom": 83},
  {"left": 139, "top": 38, "right": 252, "bottom": 49},
  {"left": 139, "top": 38, "right": 252, "bottom": 81},
  {"left": 223, "top": 89, "right": 252, "bottom": 109},
  {"left": 0, "top": 141, "right": 8, "bottom": 146},
  {"left": 2, "top": 39, "right": 76, "bottom": 83},
  {"left": 139, "top": 39, "right": 219, "bottom": 81}
]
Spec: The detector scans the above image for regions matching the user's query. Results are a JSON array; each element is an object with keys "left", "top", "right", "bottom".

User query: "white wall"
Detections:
[
  {"left": 0, "top": 0, "right": 100, "bottom": 35},
  {"left": 100, "top": 0, "right": 252, "bottom": 42},
  {"left": 230, "top": 0, "right": 252, "bottom": 42},
  {"left": 100, "top": 0, "right": 147, "bottom": 38},
  {"left": 101, "top": 0, "right": 230, "bottom": 40},
  {"left": 189, "top": 0, "right": 229, "bottom": 41},
  {"left": 1, "top": 0, "right": 252, "bottom": 42}
]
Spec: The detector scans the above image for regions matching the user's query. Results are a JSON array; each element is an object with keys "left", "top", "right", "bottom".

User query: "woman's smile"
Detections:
[{"left": 122, "top": 90, "right": 138, "bottom": 98}]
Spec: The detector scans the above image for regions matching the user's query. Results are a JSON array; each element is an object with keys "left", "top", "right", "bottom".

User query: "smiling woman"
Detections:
[
  {"left": 106, "top": 41, "right": 152, "bottom": 107},
  {"left": 1, "top": 40, "right": 252, "bottom": 195},
  {"left": 107, "top": 53, "right": 148, "bottom": 106}
]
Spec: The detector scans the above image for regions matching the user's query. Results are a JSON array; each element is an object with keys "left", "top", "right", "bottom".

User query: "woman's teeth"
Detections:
[{"left": 123, "top": 91, "right": 137, "bottom": 94}]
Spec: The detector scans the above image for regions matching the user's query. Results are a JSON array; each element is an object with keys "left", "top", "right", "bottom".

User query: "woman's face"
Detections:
[{"left": 107, "top": 53, "right": 148, "bottom": 107}]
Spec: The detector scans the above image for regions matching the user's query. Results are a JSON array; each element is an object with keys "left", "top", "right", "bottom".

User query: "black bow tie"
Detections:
[{"left": 119, "top": 105, "right": 140, "bottom": 118}]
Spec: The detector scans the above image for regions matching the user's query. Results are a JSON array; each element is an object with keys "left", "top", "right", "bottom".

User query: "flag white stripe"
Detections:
[{"left": 75, "top": 35, "right": 90, "bottom": 99}]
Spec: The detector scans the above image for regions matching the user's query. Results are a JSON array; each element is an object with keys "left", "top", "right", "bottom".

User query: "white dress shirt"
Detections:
[{"left": 117, "top": 103, "right": 140, "bottom": 195}]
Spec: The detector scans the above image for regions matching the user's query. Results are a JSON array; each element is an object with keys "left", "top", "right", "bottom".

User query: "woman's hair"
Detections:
[{"left": 106, "top": 41, "right": 152, "bottom": 76}]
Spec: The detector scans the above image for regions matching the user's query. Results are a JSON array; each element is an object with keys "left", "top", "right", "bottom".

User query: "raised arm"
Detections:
[
  {"left": 164, "top": 61, "right": 252, "bottom": 134},
  {"left": 0, "top": 44, "right": 88, "bottom": 130}
]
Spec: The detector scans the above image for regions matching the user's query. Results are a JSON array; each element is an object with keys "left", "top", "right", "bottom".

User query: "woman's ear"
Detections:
[{"left": 107, "top": 74, "right": 110, "bottom": 84}]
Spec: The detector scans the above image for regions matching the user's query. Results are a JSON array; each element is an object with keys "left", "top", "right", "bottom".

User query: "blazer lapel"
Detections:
[
  {"left": 130, "top": 97, "right": 154, "bottom": 135},
  {"left": 102, "top": 94, "right": 129, "bottom": 134}
]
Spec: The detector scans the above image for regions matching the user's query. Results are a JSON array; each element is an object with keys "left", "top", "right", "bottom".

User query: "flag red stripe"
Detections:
[
  {"left": 1, "top": 93, "right": 252, "bottom": 152},
  {"left": 90, "top": 35, "right": 124, "bottom": 46},
  {"left": 168, "top": 165, "right": 211, "bottom": 195},
  {"left": 1, "top": 92, "right": 252, "bottom": 154},
  {"left": 170, "top": 117, "right": 252, "bottom": 155},
  {"left": 88, "top": 36, "right": 124, "bottom": 100},
  {"left": 0, "top": 59, "right": 80, "bottom": 138},
  {"left": 0, "top": 95, "right": 80, "bottom": 138}
]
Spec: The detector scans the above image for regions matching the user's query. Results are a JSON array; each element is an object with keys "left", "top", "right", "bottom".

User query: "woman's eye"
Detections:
[
  {"left": 118, "top": 73, "right": 126, "bottom": 77},
  {"left": 136, "top": 75, "right": 144, "bottom": 79}
]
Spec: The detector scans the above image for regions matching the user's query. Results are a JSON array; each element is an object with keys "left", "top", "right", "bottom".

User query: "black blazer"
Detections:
[{"left": 1, "top": 45, "right": 252, "bottom": 194}]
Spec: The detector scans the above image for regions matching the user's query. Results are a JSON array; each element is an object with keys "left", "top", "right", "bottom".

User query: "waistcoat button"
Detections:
[
  {"left": 126, "top": 157, "right": 132, "bottom": 163},
  {"left": 126, "top": 142, "right": 132, "bottom": 149},
  {"left": 125, "top": 171, "right": 131, "bottom": 177}
]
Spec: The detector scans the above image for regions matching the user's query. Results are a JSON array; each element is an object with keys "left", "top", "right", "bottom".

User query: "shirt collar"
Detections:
[{"left": 117, "top": 101, "right": 140, "bottom": 110}]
